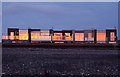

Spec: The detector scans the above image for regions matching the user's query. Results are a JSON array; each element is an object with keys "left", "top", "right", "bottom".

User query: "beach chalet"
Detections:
[{"left": 2, "top": 28, "right": 117, "bottom": 44}]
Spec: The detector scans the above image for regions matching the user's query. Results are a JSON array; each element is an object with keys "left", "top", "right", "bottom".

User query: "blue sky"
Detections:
[
  {"left": 1, "top": 0, "right": 120, "bottom": 2},
  {"left": 2, "top": 2, "right": 119, "bottom": 39}
]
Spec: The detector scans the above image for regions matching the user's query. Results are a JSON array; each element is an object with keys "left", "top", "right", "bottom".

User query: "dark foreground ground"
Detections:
[
  {"left": 2, "top": 43, "right": 120, "bottom": 49},
  {"left": 2, "top": 48, "right": 120, "bottom": 77}
]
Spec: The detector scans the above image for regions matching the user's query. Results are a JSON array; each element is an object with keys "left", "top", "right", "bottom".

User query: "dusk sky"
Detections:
[{"left": 2, "top": 2, "right": 119, "bottom": 39}]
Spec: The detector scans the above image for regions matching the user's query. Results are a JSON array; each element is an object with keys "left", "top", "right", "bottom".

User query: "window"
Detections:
[
  {"left": 31, "top": 31, "right": 40, "bottom": 39},
  {"left": 65, "top": 33, "right": 72, "bottom": 41},
  {"left": 52, "top": 33, "right": 63, "bottom": 40},
  {"left": 75, "top": 33, "right": 84, "bottom": 41},
  {"left": 31, "top": 31, "right": 51, "bottom": 41},
  {"left": 10, "top": 32, "right": 14, "bottom": 36},
  {"left": 88, "top": 33, "right": 92, "bottom": 39},
  {"left": 97, "top": 31, "right": 106, "bottom": 42},
  {"left": 19, "top": 30, "right": 28, "bottom": 40},
  {"left": 9, "top": 32, "right": 14, "bottom": 40},
  {"left": 110, "top": 32, "right": 115, "bottom": 41},
  {"left": 40, "top": 30, "right": 50, "bottom": 36},
  {"left": 85, "top": 32, "right": 94, "bottom": 41}
]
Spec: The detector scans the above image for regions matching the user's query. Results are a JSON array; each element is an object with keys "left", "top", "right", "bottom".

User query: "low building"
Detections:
[{"left": 2, "top": 28, "right": 117, "bottom": 44}]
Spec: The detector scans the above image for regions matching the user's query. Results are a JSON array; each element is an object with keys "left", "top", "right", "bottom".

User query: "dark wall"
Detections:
[{"left": 8, "top": 28, "right": 19, "bottom": 36}]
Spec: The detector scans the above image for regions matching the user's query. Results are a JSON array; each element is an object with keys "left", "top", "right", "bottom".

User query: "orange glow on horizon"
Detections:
[{"left": 2, "top": 35, "right": 8, "bottom": 40}]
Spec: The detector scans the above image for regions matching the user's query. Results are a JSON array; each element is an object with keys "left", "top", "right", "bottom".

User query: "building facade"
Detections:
[{"left": 2, "top": 28, "right": 117, "bottom": 44}]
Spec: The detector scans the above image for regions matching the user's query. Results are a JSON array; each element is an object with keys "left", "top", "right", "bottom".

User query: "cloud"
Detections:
[{"left": 2, "top": 2, "right": 66, "bottom": 16}]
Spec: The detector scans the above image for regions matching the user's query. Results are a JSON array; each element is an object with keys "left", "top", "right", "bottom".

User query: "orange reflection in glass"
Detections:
[
  {"left": 2, "top": 35, "right": 8, "bottom": 40},
  {"left": 88, "top": 33, "right": 92, "bottom": 39},
  {"left": 19, "top": 30, "right": 28, "bottom": 40},
  {"left": 110, "top": 32, "right": 115, "bottom": 41},
  {"left": 75, "top": 33, "right": 84, "bottom": 41},
  {"left": 52, "top": 33, "right": 63, "bottom": 40},
  {"left": 97, "top": 33, "right": 106, "bottom": 41},
  {"left": 65, "top": 33, "right": 72, "bottom": 41},
  {"left": 9, "top": 32, "right": 14, "bottom": 40}
]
